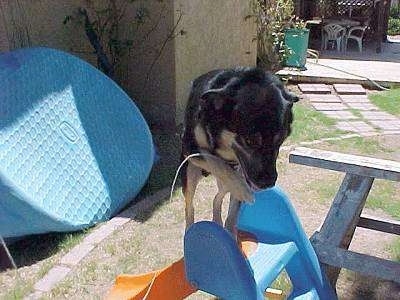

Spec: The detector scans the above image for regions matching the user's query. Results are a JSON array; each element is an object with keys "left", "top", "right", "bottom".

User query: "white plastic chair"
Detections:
[
  {"left": 344, "top": 25, "right": 368, "bottom": 52},
  {"left": 321, "top": 24, "right": 346, "bottom": 51}
]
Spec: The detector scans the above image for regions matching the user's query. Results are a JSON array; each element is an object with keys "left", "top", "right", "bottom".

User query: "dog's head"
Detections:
[{"left": 200, "top": 68, "right": 298, "bottom": 190}]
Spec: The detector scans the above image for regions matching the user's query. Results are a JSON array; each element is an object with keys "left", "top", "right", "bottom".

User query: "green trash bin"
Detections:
[{"left": 284, "top": 28, "right": 310, "bottom": 69}]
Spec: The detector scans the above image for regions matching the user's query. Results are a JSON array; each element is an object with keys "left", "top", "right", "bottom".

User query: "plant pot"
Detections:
[{"left": 284, "top": 28, "right": 310, "bottom": 69}]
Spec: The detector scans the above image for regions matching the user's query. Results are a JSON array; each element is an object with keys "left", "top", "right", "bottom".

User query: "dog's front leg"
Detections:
[
  {"left": 212, "top": 179, "right": 227, "bottom": 226},
  {"left": 225, "top": 196, "right": 241, "bottom": 238},
  {"left": 183, "top": 162, "right": 202, "bottom": 230}
]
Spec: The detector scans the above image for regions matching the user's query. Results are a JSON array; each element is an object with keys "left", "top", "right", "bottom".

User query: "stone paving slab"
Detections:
[
  {"left": 82, "top": 223, "right": 120, "bottom": 245},
  {"left": 34, "top": 265, "right": 71, "bottom": 292},
  {"left": 311, "top": 102, "right": 348, "bottom": 111},
  {"left": 320, "top": 110, "right": 359, "bottom": 120},
  {"left": 383, "top": 130, "right": 400, "bottom": 135},
  {"left": 305, "top": 94, "right": 341, "bottom": 103},
  {"left": 336, "top": 121, "right": 376, "bottom": 133},
  {"left": 298, "top": 84, "right": 331, "bottom": 94},
  {"left": 339, "top": 94, "right": 370, "bottom": 103},
  {"left": 60, "top": 243, "right": 95, "bottom": 266},
  {"left": 368, "top": 120, "right": 400, "bottom": 130},
  {"left": 345, "top": 102, "right": 379, "bottom": 111},
  {"left": 360, "top": 111, "right": 398, "bottom": 120},
  {"left": 333, "top": 84, "right": 366, "bottom": 95}
]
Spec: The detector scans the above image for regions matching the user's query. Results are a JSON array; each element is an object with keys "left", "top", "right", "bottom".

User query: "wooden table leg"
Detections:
[{"left": 310, "top": 173, "right": 374, "bottom": 288}]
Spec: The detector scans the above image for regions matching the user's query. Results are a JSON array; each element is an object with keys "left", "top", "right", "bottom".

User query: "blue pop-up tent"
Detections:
[{"left": 0, "top": 47, "right": 154, "bottom": 238}]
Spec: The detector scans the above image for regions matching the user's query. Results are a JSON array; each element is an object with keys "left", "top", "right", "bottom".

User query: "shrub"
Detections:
[
  {"left": 251, "top": 0, "right": 304, "bottom": 72},
  {"left": 388, "top": 17, "right": 400, "bottom": 36},
  {"left": 390, "top": 4, "right": 400, "bottom": 18}
]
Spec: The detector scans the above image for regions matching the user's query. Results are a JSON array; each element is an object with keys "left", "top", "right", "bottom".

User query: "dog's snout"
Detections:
[
  {"left": 291, "top": 95, "right": 300, "bottom": 102},
  {"left": 252, "top": 171, "right": 277, "bottom": 190}
]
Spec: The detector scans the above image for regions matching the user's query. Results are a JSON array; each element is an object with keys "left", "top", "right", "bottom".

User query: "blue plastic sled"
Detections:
[
  {"left": 0, "top": 47, "right": 154, "bottom": 238},
  {"left": 184, "top": 186, "right": 337, "bottom": 299}
]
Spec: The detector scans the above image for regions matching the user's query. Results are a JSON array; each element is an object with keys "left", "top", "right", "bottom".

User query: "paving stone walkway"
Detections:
[{"left": 298, "top": 83, "right": 400, "bottom": 136}]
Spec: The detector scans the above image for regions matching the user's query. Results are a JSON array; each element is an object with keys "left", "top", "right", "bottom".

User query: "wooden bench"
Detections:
[{"left": 289, "top": 147, "right": 400, "bottom": 288}]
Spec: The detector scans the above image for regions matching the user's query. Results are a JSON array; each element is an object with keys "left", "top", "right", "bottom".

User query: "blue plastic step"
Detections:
[
  {"left": 248, "top": 241, "right": 298, "bottom": 290},
  {"left": 184, "top": 221, "right": 264, "bottom": 300},
  {"left": 292, "top": 288, "right": 319, "bottom": 300}
]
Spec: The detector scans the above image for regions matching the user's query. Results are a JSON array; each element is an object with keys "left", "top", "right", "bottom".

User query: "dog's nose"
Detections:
[{"left": 254, "top": 172, "right": 277, "bottom": 190}]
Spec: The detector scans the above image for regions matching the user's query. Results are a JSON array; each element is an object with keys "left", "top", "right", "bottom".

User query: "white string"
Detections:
[
  {"left": 143, "top": 273, "right": 157, "bottom": 300},
  {"left": 169, "top": 153, "right": 202, "bottom": 203},
  {"left": 168, "top": 152, "right": 219, "bottom": 203}
]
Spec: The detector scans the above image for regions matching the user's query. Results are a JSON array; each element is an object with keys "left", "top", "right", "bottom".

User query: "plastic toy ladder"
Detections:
[{"left": 184, "top": 186, "right": 337, "bottom": 300}]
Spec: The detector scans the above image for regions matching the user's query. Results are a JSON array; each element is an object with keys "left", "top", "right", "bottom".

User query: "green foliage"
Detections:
[
  {"left": 63, "top": 0, "right": 178, "bottom": 85},
  {"left": 390, "top": 4, "right": 400, "bottom": 18},
  {"left": 251, "top": 0, "right": 305, "bottom": 71},
  {"left": 63, "top": 0, "right": 146, "bottom": 78},
  {"left": 388, "top": 4, "right": 400, "bottom": 35},
  {"left": 388, "top": 17, "right": 400, "bottom": 36}
]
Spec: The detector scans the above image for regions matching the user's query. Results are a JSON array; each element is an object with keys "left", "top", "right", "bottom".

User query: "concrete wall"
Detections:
[
  {"left": 0, "top": 0, "right": 256, "bottom": 130},
  {"left": 174, "top": 0, "right": 257, "bottom": 124}
]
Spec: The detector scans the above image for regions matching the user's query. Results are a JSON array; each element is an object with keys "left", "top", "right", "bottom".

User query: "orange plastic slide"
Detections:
[
  {"left": 105, "top": 258, "right": 197, "bottom": 300},
  {"left": 105, "top": 232, "right": 258, "bottom": 300}
]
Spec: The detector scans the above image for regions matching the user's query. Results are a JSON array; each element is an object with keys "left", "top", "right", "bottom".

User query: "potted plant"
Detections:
[
  {"left": 283, "top": 16, "right": 309, "bottom": 69},
  {"left": 251, "top": 0, "right": 308, "bottom": 71}
]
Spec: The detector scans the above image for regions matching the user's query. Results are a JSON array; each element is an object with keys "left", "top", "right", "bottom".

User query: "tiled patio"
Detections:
[{"left": 278, "top": 40, "right": 400, "bottom": 87}]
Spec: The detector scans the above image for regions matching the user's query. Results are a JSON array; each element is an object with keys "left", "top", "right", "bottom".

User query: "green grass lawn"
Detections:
[
  {"left": 369, "top": 88, "right": 400, "bottom": 116},
  {"left": 285, "top": 102, "right": 346, "bottom": 145}
]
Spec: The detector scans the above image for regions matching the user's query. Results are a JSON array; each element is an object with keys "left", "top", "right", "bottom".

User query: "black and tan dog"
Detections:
[{"left": 181, "top": 67, "right": 298, "bottom": 237}]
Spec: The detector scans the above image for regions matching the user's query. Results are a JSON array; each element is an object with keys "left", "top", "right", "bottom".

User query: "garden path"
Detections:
[{"left": 299, "top": 83, "right": 400, "bottom": 136}]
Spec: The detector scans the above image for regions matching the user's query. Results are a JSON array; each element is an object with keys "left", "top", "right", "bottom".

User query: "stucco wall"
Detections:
[
  {"left": 0, "top": 0, "right": 257, "bottom": 129},
  {"left": 173, "top": 0, "right": 257, "bottom": 124},
  {"left": 0, "top": 0, "right": 176, "bottom": 129}
]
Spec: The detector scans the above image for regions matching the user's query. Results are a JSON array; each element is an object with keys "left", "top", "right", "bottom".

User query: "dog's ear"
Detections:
[{"left": 201, "top": 88, "right": 229, "bottom": 110}]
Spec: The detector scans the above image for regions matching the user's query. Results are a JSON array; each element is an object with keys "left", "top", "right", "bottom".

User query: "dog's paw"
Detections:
[
  {"left": 226, "top": 173, "right": 254, "bottom": 203},
  {"left": 232, "top": 184, "right": 254, "bottom": 203}
]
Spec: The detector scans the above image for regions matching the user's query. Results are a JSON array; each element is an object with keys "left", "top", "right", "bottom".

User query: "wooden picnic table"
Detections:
[{"left": 289, "top": 147, "right": 400, "bottom": 289}]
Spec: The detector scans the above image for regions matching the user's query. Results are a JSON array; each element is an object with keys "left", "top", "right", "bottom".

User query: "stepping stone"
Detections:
[
  {"left": 298, "top": 84, "right": 331, "bottom": 94},
  {"left": 305, "top": 94, "right": 341, "bottom": 103},
  {"left": 34, "top": 265, "right": 71, "bottom": 292},
  {"left": 311, "top": 102, "right": 348, "bottom": 111},
  {"left": 336, "top": 121, "right": 376, "bottom": 133},
  {"left": 321, "top": 111, "right": 359, "bottom": 120},
  {"left": 383, "top": 130, "right": 400, "bottom": 135},
  {"left": 339, "top": 94, "right": 370, "bottom": 103},
  {"left": 368, "top": 120, "right": 400, "bottom": 131},
  {"left": 360, "top": 111, "right": 398, "bottom": 121},
  {"left": 345, "top": 102, "right": 379, "bottom": 111},
  {"left": 333, "top": 84, "right": 366, "bottom": 95}
]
